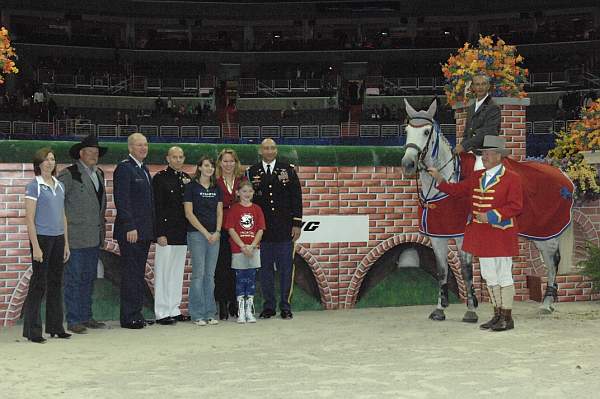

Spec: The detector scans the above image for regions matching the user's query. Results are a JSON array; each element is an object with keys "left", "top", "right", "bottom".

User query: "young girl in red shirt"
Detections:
[{"left": 224, "top": 180, "right": 266, "bottom": 323}]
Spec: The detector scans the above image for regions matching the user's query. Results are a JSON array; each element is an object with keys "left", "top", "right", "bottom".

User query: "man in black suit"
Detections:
[
  {"left": 454, "top": 74, "right": 501, "bottom": 170},
  {"left": 247, "top": 138, "right": 303, "bottom": 320},
  {"left": 113, "top": 133, "right": 155, "bottom": 329}
]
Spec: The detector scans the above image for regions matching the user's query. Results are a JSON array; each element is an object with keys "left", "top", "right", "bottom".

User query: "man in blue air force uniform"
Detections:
[{"left": 113, "top": 133, "right": 155, "bottom": 329}]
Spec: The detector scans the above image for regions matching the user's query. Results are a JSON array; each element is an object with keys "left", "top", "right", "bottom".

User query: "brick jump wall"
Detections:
[{"left": 0, "top": 162, "right": 471, "bottom": 326}]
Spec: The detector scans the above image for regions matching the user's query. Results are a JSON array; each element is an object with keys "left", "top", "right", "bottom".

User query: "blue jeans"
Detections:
[
  {"left": 235, "top": 269, "right": 257, "bottom": 297},
  {"left": 260, "top": 241, "right": 293, "bottom": 312},
  {"left": 64, "top": 246, "right": 99, "bottom": 326},
  {"left": 187, "top": 231, "right": 220, "bottom": 320}
]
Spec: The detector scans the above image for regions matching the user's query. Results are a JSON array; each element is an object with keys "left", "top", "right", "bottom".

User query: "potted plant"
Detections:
[
  {"left": 441, "top": 35, "right": 529, "bottom": 107},
  {"left": 0, "top": 27, "right": 18, "bottom": 84},
  {"left": 547, "top": 98, "right": 600, "bottom": 202},
  {"left": 578, "top": 242, "right": 600, "bottom": 295}
]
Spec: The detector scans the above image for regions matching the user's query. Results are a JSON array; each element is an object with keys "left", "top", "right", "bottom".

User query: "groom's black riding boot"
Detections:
[
  {"left": 479, "top": 307, "right": 501, "bottom": 330},
  {"left": 491, "top": 308, "right": 514, "bottom": 331}
]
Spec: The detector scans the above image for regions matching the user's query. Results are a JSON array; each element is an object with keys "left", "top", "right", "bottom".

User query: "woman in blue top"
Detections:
[
  {"left": 184, "top": 156, "right": 223, "bottom": 325},
  {"left": 23, "top": 148, "right": 71, "bottom": 343}
]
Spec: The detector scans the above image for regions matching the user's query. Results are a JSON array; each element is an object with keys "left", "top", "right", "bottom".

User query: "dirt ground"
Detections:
[{"left": 1, "top": 301, "right": 599, "bottom": 399}]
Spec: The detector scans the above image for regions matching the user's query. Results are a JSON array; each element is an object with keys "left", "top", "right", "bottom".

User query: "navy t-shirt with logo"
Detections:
[{"left": 183, "top": 181, "right": 222, "bottom": 233}]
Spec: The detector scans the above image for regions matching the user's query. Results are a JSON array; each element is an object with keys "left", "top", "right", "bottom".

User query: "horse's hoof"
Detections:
[
  {"left": 462, "top": 311, "right": 478, "bottom": 323},
  {"left": 429, "top": 309, "right": 446, "bottom": 321},
  {"left": 538, "top": 305, "right": 554, "bottom": 314}
]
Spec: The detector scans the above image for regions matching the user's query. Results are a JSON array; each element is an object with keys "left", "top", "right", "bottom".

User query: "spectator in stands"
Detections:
[
  {"left": 390, "top": 103, "right": 399, "bottom": 121},
  {"left": 454, "top": 74, "right": 501, "bottom": 171},
  {"left": 195, "top": 102, "right": 203, "bottom": 122},
  {"left": 215, "top": 149, "right": 245, "bottom": 320},
  {"left": 115, "top": 111, "right": 122, "bottom": 125},
  {"left": 152, "top": 146, "right": 192, "bottom": 325},
  {"left": 33, "top": 88, "right": 45, "bottom": 105},
  {"left": 123, "top": 113, "right": 131, "bottom": 125},
  {"left": 113, "top": 133, "right": 155, "bottom": 329},
  {"left": 381, "top": 103, "right": 390, "bottom": 120},
  {"left": 58, "top": 135, "right": 108, "bottom": 335},
  {"left": 167, "top": 97, "right": 174, "bottom": 115},
  {"left": 155, "top": 96, "right": 165, "bottom": 115},
  {"left": 23, "top": 148, "right": 71, "bottom": 343}
]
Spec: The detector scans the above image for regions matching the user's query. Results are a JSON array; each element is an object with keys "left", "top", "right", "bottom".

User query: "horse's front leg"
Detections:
[
  {"left": 429, "top": 237, "right": 450, "bottom": 321},
  {"left": 455, "top": 236, "right": 478, "bottom": 323},
  {"left": 534, "top": 238, "right": 560, "bottom": 313}
]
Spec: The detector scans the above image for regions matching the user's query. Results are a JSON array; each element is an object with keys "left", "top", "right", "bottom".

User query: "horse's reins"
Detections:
[{"left": 405, "top": 117, "right": 457, "bottom": 208}]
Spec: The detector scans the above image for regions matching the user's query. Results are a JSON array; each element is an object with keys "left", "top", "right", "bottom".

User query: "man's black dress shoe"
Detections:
[
  {"left": 49, "top": 332, "right": 72, "bottom": 339},
  {"left": 83, "top": 319, "right": 107, "bottom": 329},
  {"left": 280, "top": 310, "right": 293, "bottom": 320},
  {"left": 156, "top": 317, "right": 176, "bottom": 325},
  {"left": 121, "top": 320, "right": 145, "bottom": 329},
  {"left": 174, "top": 314, "right": 191, "bottom": 322},
  {"left": 28, "top": 336, "right": 47, "bottom": 344},
  {"left": 259, "top": 309, "right": 276, "bottom": 319}
]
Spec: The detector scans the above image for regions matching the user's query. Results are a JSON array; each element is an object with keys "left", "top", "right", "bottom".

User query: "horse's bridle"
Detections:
[
  {"left": 405, "top": 116, "right": 457, "bottom": 208},
  {"left": 404, "top": 116, "right": 437, "bottom": 172}
]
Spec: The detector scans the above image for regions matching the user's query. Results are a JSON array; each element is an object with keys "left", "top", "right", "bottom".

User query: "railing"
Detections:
[
  {"left": 365, "top": 69, "right": 589, "bottom": 95},
  {"left": 38, "top": 68, "right": 217, "bottom": 96},
  {"left": 1, "top": 119, "right": 571, "bottom": 140}
]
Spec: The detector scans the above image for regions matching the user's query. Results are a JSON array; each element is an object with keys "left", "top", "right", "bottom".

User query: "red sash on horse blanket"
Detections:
[{"left": 418, "top": 153, "right": 574, "bottom": 240}]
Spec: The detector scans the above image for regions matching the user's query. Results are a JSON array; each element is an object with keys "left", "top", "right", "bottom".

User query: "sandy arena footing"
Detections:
[{"left": 1, "top": 301, "right": 599, "bottom": 399}]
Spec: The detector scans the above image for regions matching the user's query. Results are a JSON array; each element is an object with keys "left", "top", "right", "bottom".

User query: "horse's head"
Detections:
[{"left": 401, "top": 99, "right": 438, "bottom": 176}]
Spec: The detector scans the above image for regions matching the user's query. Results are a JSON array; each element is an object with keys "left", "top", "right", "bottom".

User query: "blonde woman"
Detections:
[{"left": 214, "top": 148, "right": 246, "bottom": 319}]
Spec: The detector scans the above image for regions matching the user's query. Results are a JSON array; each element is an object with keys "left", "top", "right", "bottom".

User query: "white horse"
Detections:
[{"left": 400, "top": 99, "right": 571, "bottom": 320}]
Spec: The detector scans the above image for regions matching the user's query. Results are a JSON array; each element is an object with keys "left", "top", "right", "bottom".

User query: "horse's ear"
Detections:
[
  {"left": 426, "top": 99, "right": 437, "bottom": 118},
  {"left": 404, "top": 99, "right": 418, "bottom": 119}
]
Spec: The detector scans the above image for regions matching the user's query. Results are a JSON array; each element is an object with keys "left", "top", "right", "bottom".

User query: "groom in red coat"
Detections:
[{"left": 428, "top": 135, "right": 523, "bottom": 331}]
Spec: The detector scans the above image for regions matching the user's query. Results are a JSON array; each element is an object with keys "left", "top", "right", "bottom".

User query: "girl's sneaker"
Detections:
[
  {"left": 207, "top": 318, "right": 219, "bottom": 325},
  {"left": 194, "top": 319, "right": 207, "bottom": 326}
]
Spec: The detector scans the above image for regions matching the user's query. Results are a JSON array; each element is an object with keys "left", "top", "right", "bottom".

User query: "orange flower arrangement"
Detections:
[
  {"left": 442, "top": 35, "right": 528, "bottom": 107},
  {"left": 548, "top": 98, "right": 600, "bottom": 200},
  {"left": 0, "top": 27, "right": 18, "bottom": 85}
]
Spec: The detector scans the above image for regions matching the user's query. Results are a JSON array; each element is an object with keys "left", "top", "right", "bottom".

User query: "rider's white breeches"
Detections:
[{"left": 479, "top": 257, "right": 513, "bottom": 287}]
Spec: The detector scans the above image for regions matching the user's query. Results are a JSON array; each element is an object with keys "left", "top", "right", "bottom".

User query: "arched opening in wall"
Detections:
[
  {"left": 572, "top": 221, "right": 588, "bottom": 267},
  {"left": 96, "top": 249, "right": 155, "bottom": 320},
  {"left": 355, "top": 242, "right": 461, "bottom": 308},
  {"left": 254, "top": 254, "right": 323, "bottom": 312}
]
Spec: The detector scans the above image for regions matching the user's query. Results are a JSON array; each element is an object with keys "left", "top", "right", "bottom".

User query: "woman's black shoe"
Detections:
[
  {"left": 218, "top": 301, "right": 229, "bottom": 320},
  {"left": 50, "top": 332, "right": 72, "bottom": 339},
  {"left": 28, "top": 337, "right": 47, "bottom": 344},
  {"left": 228, "top": 301, "right": 238, "bottom": 318}
]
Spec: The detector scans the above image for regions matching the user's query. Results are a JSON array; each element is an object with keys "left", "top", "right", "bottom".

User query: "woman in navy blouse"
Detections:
[{"left": 184, "top": 156, "right": 223, "bottom": 326}]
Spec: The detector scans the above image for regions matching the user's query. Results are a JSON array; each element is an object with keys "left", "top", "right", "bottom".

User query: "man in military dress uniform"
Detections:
[
  {"left": 152, "top": 146, "right": 192, "bottom": 325},
  {"left": 247, "top": 138, "right": 303, "bottom": 319},
  {"left": 113, "top": 133, "right": 155, "bottom": 329}
]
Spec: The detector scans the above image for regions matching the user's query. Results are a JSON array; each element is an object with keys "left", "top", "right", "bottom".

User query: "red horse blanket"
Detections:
[{"left": 419, "top": 153, "right": 574, "bottom": 240}]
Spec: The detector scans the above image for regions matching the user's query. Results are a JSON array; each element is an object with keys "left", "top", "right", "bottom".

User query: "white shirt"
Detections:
[
  {"left": 262, "top": 160, "right": 276, "bottom": 174},
  {"left": 474, "top": 94, "right": 489, "bottom": 113},
  {"left": 484, "top": 164, "right": 502, "bottom": 187},
  {"left": 129, "top": 154, "right": 144, "bottom": 168},
  {"left": 79, "top": 160, "right": 100, "bottom": 191}
]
